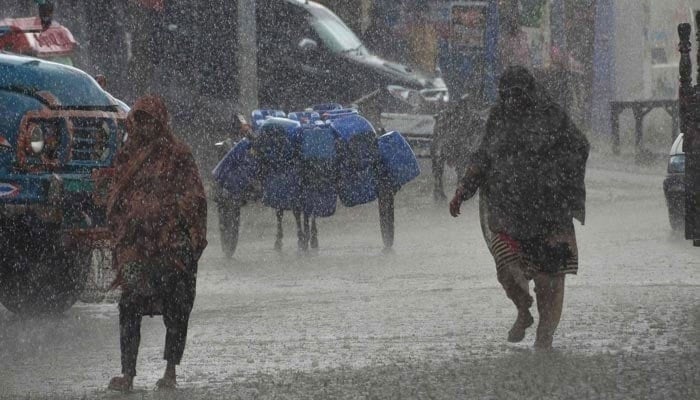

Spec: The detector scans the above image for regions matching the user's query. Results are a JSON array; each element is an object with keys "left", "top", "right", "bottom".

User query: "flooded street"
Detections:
[{"left": 1, "top": 153, "right": 699, "bottom": 399}]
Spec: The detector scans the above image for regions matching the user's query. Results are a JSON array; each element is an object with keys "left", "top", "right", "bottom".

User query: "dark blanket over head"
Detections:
[{"left": 461, "top": 66, "right": 589, "bottom": 240}]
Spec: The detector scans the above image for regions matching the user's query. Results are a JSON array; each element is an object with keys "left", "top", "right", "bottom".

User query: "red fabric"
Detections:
[
  {"left": 497, "top": 232, "right": 521, "bottom": 254},
  {"left": 136, "top": 0, "right": 164, "bottom": 12},
  {"left": 107, "top": 95, "right": 207, "bottom": 286}
]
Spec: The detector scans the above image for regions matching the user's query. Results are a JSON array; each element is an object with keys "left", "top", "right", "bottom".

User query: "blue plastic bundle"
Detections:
[
  {"left": 312, "top": 103, "right": 344, "bottom": 112},
  {"left": 378, "top": 131, "right": 421, "bottom": 188},
  {"left": 299, "top": 125, "right": 338, "bottom": 217},
  {"left": 321, "top": 108, "right": 359, "bottom": 121},
  {"left": 251, "top": 109, "right": 286, "bottom": 132},
  {"left": 331, "top": 114, "right": 379, "bottom": 207},
  {"left": 288, "top": 111, "right": 321, "bottom": 125},
  {"left": 211, "top": 138, "right": 259, "bottom": 199},
  {"left": 257, "top": 118, "right": 302, "bottom": 210}
]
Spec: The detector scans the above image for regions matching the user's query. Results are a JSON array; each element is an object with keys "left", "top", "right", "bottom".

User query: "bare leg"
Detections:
[
  {"left": 497, "top": 264, "right": 534, "bottom": 342},
  {"left": 533, "top": 273, "right": 566, "bottom": 350},
  {"left": 310, "top": 216, "right": 318, "bottom": 249},
  {"left": 481, "top": 205, "right": 533, "bottom": 342},
  {"left": 275, "top": 209, "right": 284, "bottom": 251}
]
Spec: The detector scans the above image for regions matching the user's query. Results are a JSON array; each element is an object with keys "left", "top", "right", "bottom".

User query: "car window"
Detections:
[
  {"left": 0, "top": 59, "right": 113, "bottom": 108},
  {"left": 309, "top": 8, "right": 367, "bottom": 55},
  {"left": 258, "top": 3, "right": 309, "bottom": 50}
]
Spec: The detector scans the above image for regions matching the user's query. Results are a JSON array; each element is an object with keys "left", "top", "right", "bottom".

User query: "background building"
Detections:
[{"left": 6, "top": 0, "right": 700, "bottom": 148}]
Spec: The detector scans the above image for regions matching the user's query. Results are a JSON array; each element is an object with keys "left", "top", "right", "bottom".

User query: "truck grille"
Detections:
[{"left": 69, "top": 117, "right": 115, "bottom": 163}]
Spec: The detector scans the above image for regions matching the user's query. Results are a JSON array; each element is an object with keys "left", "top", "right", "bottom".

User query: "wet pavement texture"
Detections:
[{"left": 0, "top": 151, "right": 698, "bottom": 399}]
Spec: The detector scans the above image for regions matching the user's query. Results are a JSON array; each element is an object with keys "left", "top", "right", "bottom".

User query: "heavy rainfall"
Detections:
[{"left": 0, "top": 0, "right": 698, "bottom": 398}]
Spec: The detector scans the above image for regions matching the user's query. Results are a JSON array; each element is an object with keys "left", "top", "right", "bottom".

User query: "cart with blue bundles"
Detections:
[{"left": 212, "top": 105, "right": 421, "bottom": 256}]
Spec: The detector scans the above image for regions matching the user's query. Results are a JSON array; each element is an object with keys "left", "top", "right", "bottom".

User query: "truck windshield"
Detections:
[
  {"left": 0, "top": 57, "right": 114, "bottom": 108},
  {"left": 47, "top": 56, "right": 75, "bottom": 67},
  {"left": 309, "top": 7, "right": 368, "bottom": 56}
]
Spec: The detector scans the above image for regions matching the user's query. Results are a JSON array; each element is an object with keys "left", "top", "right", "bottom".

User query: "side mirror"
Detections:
[{"left": 298, "top": 38, "right": 318, "bottom": 52}]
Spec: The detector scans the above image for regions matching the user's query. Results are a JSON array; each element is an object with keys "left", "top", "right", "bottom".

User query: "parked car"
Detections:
[
  {"left": 255, "top": 0, "right": 448, "bottom": 112},
  {"left": 663, "top": 133, "right": 685, "bottom": 231},
  {"left": 0, "top": 52, "right": 127, "bottom": 314}
]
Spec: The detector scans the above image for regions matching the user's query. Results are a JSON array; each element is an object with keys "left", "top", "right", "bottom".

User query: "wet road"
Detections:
[{"left": 0, "top": 151, "right": 698, "bottom": 399}]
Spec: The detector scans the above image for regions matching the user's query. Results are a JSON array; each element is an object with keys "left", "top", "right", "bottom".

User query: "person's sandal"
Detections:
[
  {"left": 155, "top": 377, "right": 177, "bottom": 390},
  {"left": 108, "top": 376, "right": 133, "bottom": 392},
  {"left": 507, "top": 310, "right": 534, "bottom": 343}
]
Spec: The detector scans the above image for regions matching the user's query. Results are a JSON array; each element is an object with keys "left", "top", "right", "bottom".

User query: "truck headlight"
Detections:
[
  {"left": 29, "top": 124, "right": 45, "bottom": 154},
  {"left": 668, "top": 154, "right": 685, "bottom": 174},
  {"left": 420, "top": 88, "right": 449, "bottom": 102}
]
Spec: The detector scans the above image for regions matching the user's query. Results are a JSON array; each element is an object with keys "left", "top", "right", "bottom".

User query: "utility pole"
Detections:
[
  {"left": 237, "top": 0, "right": 259, "bottom": 115},
  {"left": 591, "top": 0, "right": 615, "bottom": 137}
]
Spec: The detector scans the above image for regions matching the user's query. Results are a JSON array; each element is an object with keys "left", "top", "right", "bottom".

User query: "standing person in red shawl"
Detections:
[{"left": 106, "top": 95, "right": 207, "bottom": 391}]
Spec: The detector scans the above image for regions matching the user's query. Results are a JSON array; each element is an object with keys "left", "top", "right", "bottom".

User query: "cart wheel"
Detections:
[
  {"left": 430, "top": 136, "right": 447, "bottom": 202},
  {"left": 378, "top": 181, "right": 395, "bottom": 249},
  {"left": 218, "top": 200, "right": 241, "bottom": 258}
]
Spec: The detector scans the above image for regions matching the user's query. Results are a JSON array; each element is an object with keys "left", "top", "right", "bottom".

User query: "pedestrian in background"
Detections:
[
  {"left": 106, "top": 95, "right": 207, "bottom": 390},
  {"left": 449, "top": 66, "right": 589, "bottom": 350}
]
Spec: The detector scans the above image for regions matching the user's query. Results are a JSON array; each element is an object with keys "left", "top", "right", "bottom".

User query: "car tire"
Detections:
[{"left": 669, "top": 204, "right": 685, "bottom": 232}]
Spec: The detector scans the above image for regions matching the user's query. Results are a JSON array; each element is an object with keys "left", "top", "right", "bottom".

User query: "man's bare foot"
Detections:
[
  {"left": 155, "top": 377, "right": 177, "bottom": 390},
  {"left": 108, "top": 375, "right": 133, "bottom": 391},
  {"left": 156, "top": 363, "right": 177, "bottom": 390},
  {"left": 507, "top": 309, "right": 534, "bottom": 343},
  {"left": 534, "top": 335, "right": 553, "bottom": 351}
]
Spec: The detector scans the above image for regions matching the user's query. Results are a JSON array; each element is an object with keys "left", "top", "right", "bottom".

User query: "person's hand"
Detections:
[{"left": 449, "top": 188, "right": 464, "bottom": 217}]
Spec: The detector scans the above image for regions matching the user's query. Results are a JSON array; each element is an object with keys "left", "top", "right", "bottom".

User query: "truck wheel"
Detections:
[
  {"left": 0, "top": 222, "right": 90, "bottom": 315},
  {"left": 218, "top": 199, "right": 241, "bottom": 258}
]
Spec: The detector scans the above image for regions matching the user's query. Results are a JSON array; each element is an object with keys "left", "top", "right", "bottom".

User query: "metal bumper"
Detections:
[
  {"left": 663, "top": 174, "right": 685, "bottom": 198},
  {"left": 0, "top": 172, "right": 112, "bottom": 248}
]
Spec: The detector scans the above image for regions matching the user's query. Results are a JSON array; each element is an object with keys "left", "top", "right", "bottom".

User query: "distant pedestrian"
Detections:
[
  {"left": 449, "top": 66, "right": 589, "bottom": 350},
  {"left": 106, "top": 95, "right": 207, "bottom": 390}
]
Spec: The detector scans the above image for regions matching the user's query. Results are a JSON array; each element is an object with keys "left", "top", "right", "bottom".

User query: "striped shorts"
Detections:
[{"left": 480, "top": 200, "right": 579, "bottom": 277}]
